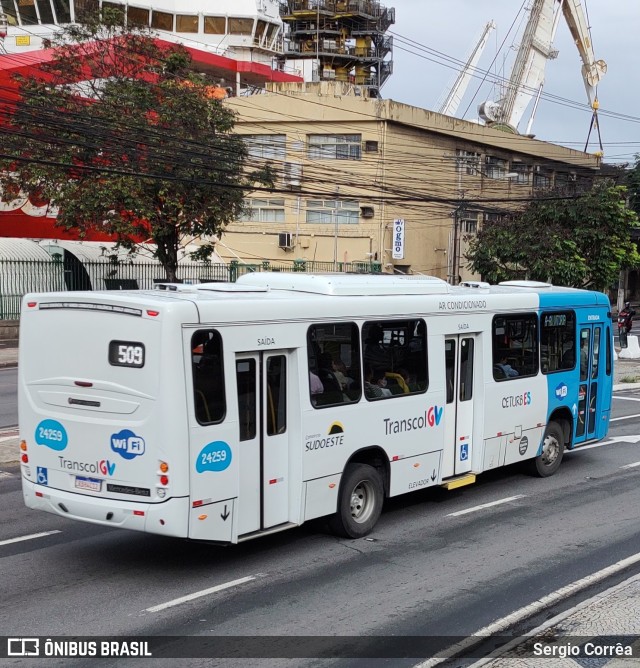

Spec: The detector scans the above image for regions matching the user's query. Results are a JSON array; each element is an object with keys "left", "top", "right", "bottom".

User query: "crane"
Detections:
[
  {"left": 438, "top": 20, "right": 496, "bottom": 118},
  {"left": 478, "top": 0, "right": 606, "bottom": 139}
]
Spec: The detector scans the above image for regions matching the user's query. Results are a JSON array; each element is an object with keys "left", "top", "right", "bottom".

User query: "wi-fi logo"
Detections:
[{"left": 328, "top": 422, "right": 344, "bottom": 435}]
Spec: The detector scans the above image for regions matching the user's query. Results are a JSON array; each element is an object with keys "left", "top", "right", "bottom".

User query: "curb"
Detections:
[{"left": 613, "top": 382, "right": 640, "bottom": 391}]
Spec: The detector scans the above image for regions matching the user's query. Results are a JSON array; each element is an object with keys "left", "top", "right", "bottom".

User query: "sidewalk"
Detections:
[{"left": 470, "top": 572, "right": 640, "bottom": 666}]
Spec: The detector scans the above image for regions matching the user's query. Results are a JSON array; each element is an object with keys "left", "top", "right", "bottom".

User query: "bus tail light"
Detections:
[
  {"left": 21, "top": 453, "right": 28, "bottom": 463},
  {"left": 157, "top": 461, "right": 170, "bottom": 497},
  {"left": 20, "top": 440, "right": 27, "bottom": 451}
]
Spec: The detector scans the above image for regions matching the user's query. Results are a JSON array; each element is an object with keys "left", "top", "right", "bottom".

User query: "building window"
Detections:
[
  {"left": 484, "top": 212, "right": 505, "bottom": 224},
  {"left": 512, "top": 162, "right": 531, "bottom": 184},
  {"left": 456, "top": 150, "right": 480, "bottom": 175},
  {"left": 73, "top": 0, "right": 95, "bottom": 21},
  {"left": 485, "top": 156, "right": 507, "bottom": 179},
  {"left": 17, "top": 0, "right": 39, "bottom": 24},
  {"left": 176, "top": 14, "right": 198, "bottom": 32},
  {"left": 228, "top": 17, "right": 254, "bottom": 35},
  {"left": 151, "top": 10, "right": 173, "bottom": 30},
  {"left": 533, "top": 169, "right": 553, "bottom": 190},
  {"left": 460, "top": 217, "right": 477, "bottom": 234},
  {"left": 36, "top": 0, "right": 55, "bottom": 24},
  {"left": 204, "top": 16, "right": 226, "bottom": 34},
  {"left": 308, "top": 134, "right": 361, "bottom": 160},
  {"left": 244, "top": 134, "right": 286, "bottom": 161},
  {"left": 127, "top": 6, "right": 149, "bottom": 26},
  {"left": 266, "top": 22, "right": 279, "bottom": 42},
  {"left": 240, "top": 198, "right": 286, "bottom": 223},
  {"left": 306, "top": 199, "right": 359, "bottom": 225}
]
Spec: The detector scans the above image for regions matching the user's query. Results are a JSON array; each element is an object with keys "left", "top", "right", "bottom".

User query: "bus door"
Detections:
[
  {"left": 574, "top": 324, "right": 604, "bottom": 445},
  {"left": 235, "top": 351, "right": 291, "bottom": 536},
  {"left": 443, "top": 335, "right": 477, "bottom": 477}
]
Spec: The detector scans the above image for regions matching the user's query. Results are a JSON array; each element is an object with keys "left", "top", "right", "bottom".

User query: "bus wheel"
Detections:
[
  {"left": 329, "top": 463, "right": 383, "bottom": 538},
  {"left": 529, "top": 421, "right": 564, "bottom": 477}
]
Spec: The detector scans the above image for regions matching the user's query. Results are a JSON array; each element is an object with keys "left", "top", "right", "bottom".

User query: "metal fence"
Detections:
[{"left": 0, "top": 257, "right": 381, "bottom": 320}]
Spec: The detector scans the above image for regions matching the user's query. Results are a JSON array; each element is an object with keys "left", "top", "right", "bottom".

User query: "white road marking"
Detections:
[
  {"left": 0, "top": 435, "right": 18, "bottom": 443},
  {"left": 416, "top": 552, "right": 640, "bottom": 668},
  {"left": 612, "top": 396, "right": 640, "bottom": 402},
  {"left": 145, "top": 575, "right": 257, "bottom": 613},
  {"left": 576, "top": 434, "right": 640, "bottom": 451},
  {"left": 0, "top": 530, "right": 61, "bottom": 547},
  {"left": 446, "top": 495, "right": 525, "bottom": 518},
  {"left": 610, "top": 413, "right": 640, "bottom": 422},
  {"left": 0, "top": 470, "right": 13, "bottom": 479},
  {"left": 620, "top": 461, "right": 640, "bottom": 469}
]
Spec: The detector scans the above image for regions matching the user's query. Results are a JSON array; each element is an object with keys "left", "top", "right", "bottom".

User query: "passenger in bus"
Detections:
[
  {"left": 497, "top": 355, "right": 519, "bottom": 377},
  {"left": 318, "top": 352, "right": 343, "bottom": 394},
  {"left": 365, "top": 366, "right": 392, "bottom": 398},
  {"left": 331, "top": 358, "right": 353, "bottom": 390},
  {"left": 309, "top": 371, "right": 324, "bottom": 395}
]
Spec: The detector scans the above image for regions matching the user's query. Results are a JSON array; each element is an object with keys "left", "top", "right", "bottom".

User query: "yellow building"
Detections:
[{"left": 222, "top": 81, "right": 600, "bottom": 281}]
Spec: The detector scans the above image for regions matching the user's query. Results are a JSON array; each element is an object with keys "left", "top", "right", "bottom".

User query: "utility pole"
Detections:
[
  {"left": 450, "top": 156, "right": 464, "bottom": 285},
  {"left": 451, "top": 206, "right": 460, "bottom": 285}
]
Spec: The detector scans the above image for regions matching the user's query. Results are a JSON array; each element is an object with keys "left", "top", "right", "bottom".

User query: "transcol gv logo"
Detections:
[
  {"left": 384, "top": 405, "right": 443, "bottom": 435},
  {"left": 56, "top": 457, "right": 116, "bottom": 476},
  {"left": 555, "top": 383, "right": 568, "bottom": 400}
]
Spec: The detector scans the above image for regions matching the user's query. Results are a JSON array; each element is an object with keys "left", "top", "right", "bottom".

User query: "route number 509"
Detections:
[{"left": 109, "top": 341, "right": 145, "bottom": 368}]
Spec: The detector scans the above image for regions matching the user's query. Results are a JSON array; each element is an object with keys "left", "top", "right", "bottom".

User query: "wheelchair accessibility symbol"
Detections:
[
  {"left": 37, "top": 467, "right": 48, "bottom": 486},
  {"left": 460, "top": 443, "right": 469, "bottom": 461}
]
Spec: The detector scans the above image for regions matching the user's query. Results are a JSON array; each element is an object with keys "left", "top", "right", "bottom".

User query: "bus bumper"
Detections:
[{"left": 22, "top": 478, "right": 189, "bottom": 538}]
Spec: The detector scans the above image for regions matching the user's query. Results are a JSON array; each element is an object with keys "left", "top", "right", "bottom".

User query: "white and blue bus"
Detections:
[{"left": 18, "top": 273, "right": 613, "bottom": 543}]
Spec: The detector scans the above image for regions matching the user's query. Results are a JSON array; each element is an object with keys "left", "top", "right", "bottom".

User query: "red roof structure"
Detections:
[{"left": 0, "top": 41, "right": 302, "bottom": 240}]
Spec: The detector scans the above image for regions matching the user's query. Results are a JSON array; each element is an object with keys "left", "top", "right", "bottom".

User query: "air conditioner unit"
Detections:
[
  {"left": 360, "top": 206, "right": 375, "bottom": 218},
  {"left": 278, "top": 232, "right": 293, "bottom": 250}
]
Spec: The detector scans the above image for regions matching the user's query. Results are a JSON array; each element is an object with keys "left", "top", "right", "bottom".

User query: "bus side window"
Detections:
[
  {"left": 192, "top": 330, "right": 226, "bottom": 424},
  {"left": 362, "top": 318, "right": 428, "bottom": 400},
  {"left": 540, "top": 310, "right": 576, "bottom": 374},
  {"left": 492, "top": 313, "right": 538, "bottom": 380},
  {"left": 236, "top": 359, "right": 256, "bottom": 441},
  {"left": 307, "top": 322, "right": 361, "bottom": 408}
]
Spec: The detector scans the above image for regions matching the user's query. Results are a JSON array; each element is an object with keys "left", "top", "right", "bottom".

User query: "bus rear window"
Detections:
[{"left": 192, "top": 330, "right": 226, "bottom": 424}]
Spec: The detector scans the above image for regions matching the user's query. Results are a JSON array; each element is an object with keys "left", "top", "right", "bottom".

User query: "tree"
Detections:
[
  {"left": 625, "top": 154, "right": 640, "bottom": 219},
  {"left": 0, "top": 9, "right": 273, "bottom": 281},
  {"left": 465, "top": 180, "right": 640, "bottom": 291}
]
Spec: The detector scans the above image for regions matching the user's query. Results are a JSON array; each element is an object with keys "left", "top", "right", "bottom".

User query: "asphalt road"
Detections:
[
  {"left": 2, "top": 388, "right": 640, "bottom": 666},
  {"left": 0, "top": 367, "right": 17, "bottom": 428}
]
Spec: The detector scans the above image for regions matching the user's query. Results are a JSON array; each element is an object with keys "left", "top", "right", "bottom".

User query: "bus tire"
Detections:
[
  {"left": 529, "top": 421, "right": 564, "bottom": 477},
  {"left": 329, "top": 463, "right": 384, "bottom": 538}
]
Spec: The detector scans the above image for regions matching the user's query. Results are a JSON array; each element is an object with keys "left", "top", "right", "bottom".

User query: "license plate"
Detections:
[{"left": 75, "top": 476, "right": 102, "bottom": 492}]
